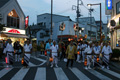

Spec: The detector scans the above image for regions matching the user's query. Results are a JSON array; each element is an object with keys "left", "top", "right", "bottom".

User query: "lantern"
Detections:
[
  {"left": 49, "top": 57, "right": 53, "bottom": 62},
  {"left": 21, "top": 58, "right": 24, "bottom": 64},
  {"left": 97, "top": 56, "right": 99, "bottom": 62},
  {"left": 5, "top": 57, "right": 8, "bottom": 64},
  {"left": 77, "top": 51, "right": 80, "bottom": 55},
  {"left": 68, "top": 38, "right": 71, "bottom": 41},
  {"left": 45, "top": 50, "right": 47, "bottom": 56},
  {"left": 84, "top": 58, "right": 87, "bottom": 66}
]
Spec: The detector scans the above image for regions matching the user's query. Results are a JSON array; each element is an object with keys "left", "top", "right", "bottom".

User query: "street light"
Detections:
[{"left": 87, "top": 3, "right": 102, "bottom": 43}]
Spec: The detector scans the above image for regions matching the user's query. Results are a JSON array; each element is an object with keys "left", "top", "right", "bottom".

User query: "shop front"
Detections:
[
  {"left": 108, "top": 14, "right": 120, "bottom": 49},
  {"left": 0, "top": 27, "right": 28, "bottom": 46}
]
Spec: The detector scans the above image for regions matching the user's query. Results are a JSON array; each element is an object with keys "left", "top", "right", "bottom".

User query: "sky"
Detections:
[{"left": 17, "top": 0, "right": 108, "bottom": 25}]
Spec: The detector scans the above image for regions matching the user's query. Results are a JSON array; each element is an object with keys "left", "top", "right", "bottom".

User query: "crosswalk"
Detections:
[{"left": 0, "top": 67, "right": 120, "bottom": 80}]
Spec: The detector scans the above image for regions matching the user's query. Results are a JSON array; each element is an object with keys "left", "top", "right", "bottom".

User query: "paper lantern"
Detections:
[
  {"left": 49, "top": 57, "right": 53, "bottom": 62},
  {"left": 97, "top": 57, "right": 99, "bottom": 62},
  {"left": 21, "top": 58, "right": 24, "bottom": 64},
  {"left": 45, "top": 50, "right": 47, "bottom": 56},
  {"left": 5, "top": 57, "right": 8, "bottom": 64},
  {"left": 77, "top": 51, "right": 80, "bottom": 55},
  {"left": 84, "top": 58, "right": 87, "bottom": 66}
]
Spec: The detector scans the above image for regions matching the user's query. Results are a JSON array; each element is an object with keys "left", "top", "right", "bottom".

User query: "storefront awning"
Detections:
[{"left": 0, "top": 33, "right": 29, "bottom": 38}]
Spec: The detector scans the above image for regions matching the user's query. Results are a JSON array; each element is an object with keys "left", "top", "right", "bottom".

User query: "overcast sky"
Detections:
[{"left": 17, "top": 0, "right": 108, "bottom": 25}]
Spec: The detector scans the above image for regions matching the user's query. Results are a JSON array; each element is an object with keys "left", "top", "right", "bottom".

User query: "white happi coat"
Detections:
[
  {"left": 84, "top": 46, "right": 92, "bottom": 65},
  {"left": 93, "top": 46, "right": 101, "bottom": 55},
  {"left": 6, "top": 43, "right": 14, "bottom": 63},
  {"left": 50, "top": 45, "right": 58, "bottom": 58},
  {"left": 24, "top": 44, "right": 32, "bottom": 59},
  {"left": 102, "top": 45, "right": 112, "bottom": 60}
]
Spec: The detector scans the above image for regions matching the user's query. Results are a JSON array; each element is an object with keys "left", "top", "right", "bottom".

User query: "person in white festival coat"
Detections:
[
  {"left": 5, "top": 39, "right": 14, "bottom": 67},
  {"left": 50, "top": 41, "right": 59, "bottom": 68},
  {"left": 81, "top": 41, "right": 87, "bottom": 62},
  {"left": 102, "top": 43, "right": 112, "bottom": 69},
  {"left": 84, "top": 43, "right": 93, "bottom": 70},
  {"left": 23, "top": 40, "right": 32, "bottom": 67}
]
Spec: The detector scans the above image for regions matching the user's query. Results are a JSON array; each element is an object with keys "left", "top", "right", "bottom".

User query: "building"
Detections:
[
  {"left": 106, "top": 0, "right": 120, "bottom": 49},
  {"left": 96, "top": 21, "right": 108, "bottom": 40},
  {"left": 0, "top": 0, "right": 27, "bottom": 45},
  {"left": 78, "top": 17, "right": 97, "bottom": 41}
]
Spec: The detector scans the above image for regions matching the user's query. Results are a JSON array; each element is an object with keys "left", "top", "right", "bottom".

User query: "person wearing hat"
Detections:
[
  {"left": 101, "top": 42, "right": 112, "bottom": 69},
  {"left": 5, "top": 39, "right": 14, "bottom": 67}
]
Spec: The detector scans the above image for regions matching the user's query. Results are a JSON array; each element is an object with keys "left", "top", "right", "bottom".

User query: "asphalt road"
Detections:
[{"left": 0, "top": 55, "right": 120, "bottom": 80}]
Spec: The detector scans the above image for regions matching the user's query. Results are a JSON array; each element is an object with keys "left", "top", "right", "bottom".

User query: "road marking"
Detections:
[
  {"left": 29, "top": 62, "right": 36, "bottom": 67},
  {"left": 87, "top": 69, "right": 112, "bottom": 80},
  {"left": 54, "top": 68, "right": 69, "bottom": 80},
  {"left": 70, "top": 68, "right": 90, "bottom": 80},
  {"left": 0, "top": 68, "right": 13, "bottom": 78},
  {"left": 11, "top": 68, "right": 29, "bottom": 80},
  {"left": 31, "top": 56, "right": 46, "bottom": 62},
  {"left": 101, "top": 69, "right": 120, "bottom": 79},
  {"left": 34, "top": 68, "right": 46, "bottom": 80}
]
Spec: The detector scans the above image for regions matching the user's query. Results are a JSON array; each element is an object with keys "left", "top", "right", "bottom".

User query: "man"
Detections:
[
  {"left": 84, "top": 42, "right": 93, "bottom": 70},
  {"left": 23, "top": 40, "right": 32, "bottom": 68},
  {"left": 45, "top": 39, "right": 53, "bottom": 66},
  {"left": 50, "top": 41, "right": 58, "bottom": 67},
  {"left": 5, "top": 39, "right": 14, "bottom": 67},
  {"left": 66, "top": 41, "right": 77, "bottom": 68},
  {"left": 81, "top": 41, "right": 87, "bottom": 62},
  {"left": 76, "top": 43, "right": 82, "bottom": 63},
  {"left": 93, "top": 42, "right": 101, "bottom": 69},
  {"left": 102, "top": 42, "right": 112, "bottom": 69}
]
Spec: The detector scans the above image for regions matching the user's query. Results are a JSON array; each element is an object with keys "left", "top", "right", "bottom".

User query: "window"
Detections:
[
  {"left": 116, "top": 1, "right": 120, "bottom": 15},
  {"left": 116, "top": 29, "right": 120, "bottom": 47},
  {"left": 7, "top": 9, "right": 19, "bottom": 28},
  {"left": 40, "top": 33, "right": 44, "bottom": 38}
]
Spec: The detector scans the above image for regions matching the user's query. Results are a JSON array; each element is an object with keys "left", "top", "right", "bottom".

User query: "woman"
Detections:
[
  {"left": 40, "top": 41, "right": 45, "bottom": 56},
  {"left": 66, "top": 41, "right": 77, "bottom": 68},
  {"left": 23, "top": 40, "right": 32, "bottom": 67}
]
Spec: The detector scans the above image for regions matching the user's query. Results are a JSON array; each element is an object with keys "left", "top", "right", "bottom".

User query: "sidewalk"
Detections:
[{"left": 110, "top": 61, "right": 120, "bottom": 70}]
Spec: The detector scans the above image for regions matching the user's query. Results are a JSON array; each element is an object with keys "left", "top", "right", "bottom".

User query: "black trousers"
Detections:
[
  {"left": 66, "top": 59, "right": 74, "bottom": 67},
  {"left": 60, "top": 52, "right": 66, "bottom": 60}
]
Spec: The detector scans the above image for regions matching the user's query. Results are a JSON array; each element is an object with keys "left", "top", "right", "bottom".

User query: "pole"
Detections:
[
  {"left": 51, "top": 0, "right": 53, "bottom": 40},
  {"left": 90, "top": 6, "right": 92, "bottom": 41},
  {"left": 100, "top": 3, "right": 102, "bottom": 43},
  {"left": 77, "top": 0, "right": 79, "bottom": 41}
]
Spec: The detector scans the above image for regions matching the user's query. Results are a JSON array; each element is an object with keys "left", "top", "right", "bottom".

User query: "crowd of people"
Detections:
[{"left": 0, "top": 38, "right": 113, "bottom": 70}]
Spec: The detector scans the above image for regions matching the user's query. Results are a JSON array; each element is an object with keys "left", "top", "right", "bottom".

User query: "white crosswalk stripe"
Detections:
[
  {"left": 70, "top": 68, "right": 90, "bottom": 80},
  {"left": 101, "top": 69, "right": 120, "bottom": 79},
  {"left": 54, "top": 68, "right": 69, "bottom": 80},
  {"left": 87, "top": 69, "right": 112, "bottom": 80},
  {"left": 0, "top": 67, "right": 120, "bottom": 80},
  {"left": 34, "top": 68, "right": 46, "bottom": 80},
  {"left": 0, "top": 68, "right": 13, "bottom": 78},
  {"left": 11, "top": 68, "right": 29, "bottom": 80}
]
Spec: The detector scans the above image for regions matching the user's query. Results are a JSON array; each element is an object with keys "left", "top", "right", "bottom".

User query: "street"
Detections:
[{"left": 0, "top": 55, "right": 120, "bottom": 80}]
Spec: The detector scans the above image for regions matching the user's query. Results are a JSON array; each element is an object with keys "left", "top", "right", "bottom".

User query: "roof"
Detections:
[
  {"left": 37, "top": 13, "right": 70, "bottom": 18},
  {"left": 0, "top": 0, "right": 10, "bottom": 8}
]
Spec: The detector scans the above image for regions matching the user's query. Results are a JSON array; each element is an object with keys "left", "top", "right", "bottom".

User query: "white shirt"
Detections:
[
  {"left": 6, "top": 43, "right": 14, "bottom": 52},
  {"left": 93, "top": 46, "right": 100, "bottom": 54},
  {"left": 50, "top": 45, "right": 58, "bottom": 53},
  {"left": 84, "top": 46, "right": 92, "bottom": 54},
  {"left": 81, "top": 44, "right": 87, "bottom": 50},
  {"left": 102, "top": 46, "right": 112, "bottom": 55},
  {"left": 24, "top": 44, "right": 32, "bottom": 52}
]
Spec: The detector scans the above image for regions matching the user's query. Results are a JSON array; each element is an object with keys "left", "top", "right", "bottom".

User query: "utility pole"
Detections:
[
  {"left": 51, "top": 0, "right": 53, "bottom": 40},
  {"left": 88, "top": 6, "right": 94, "bottom": 40}
]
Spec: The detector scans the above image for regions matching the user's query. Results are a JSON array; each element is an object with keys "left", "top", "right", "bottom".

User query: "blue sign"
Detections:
[{"left": 106, "top": 0, "right": 112, "bottom": 10}]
